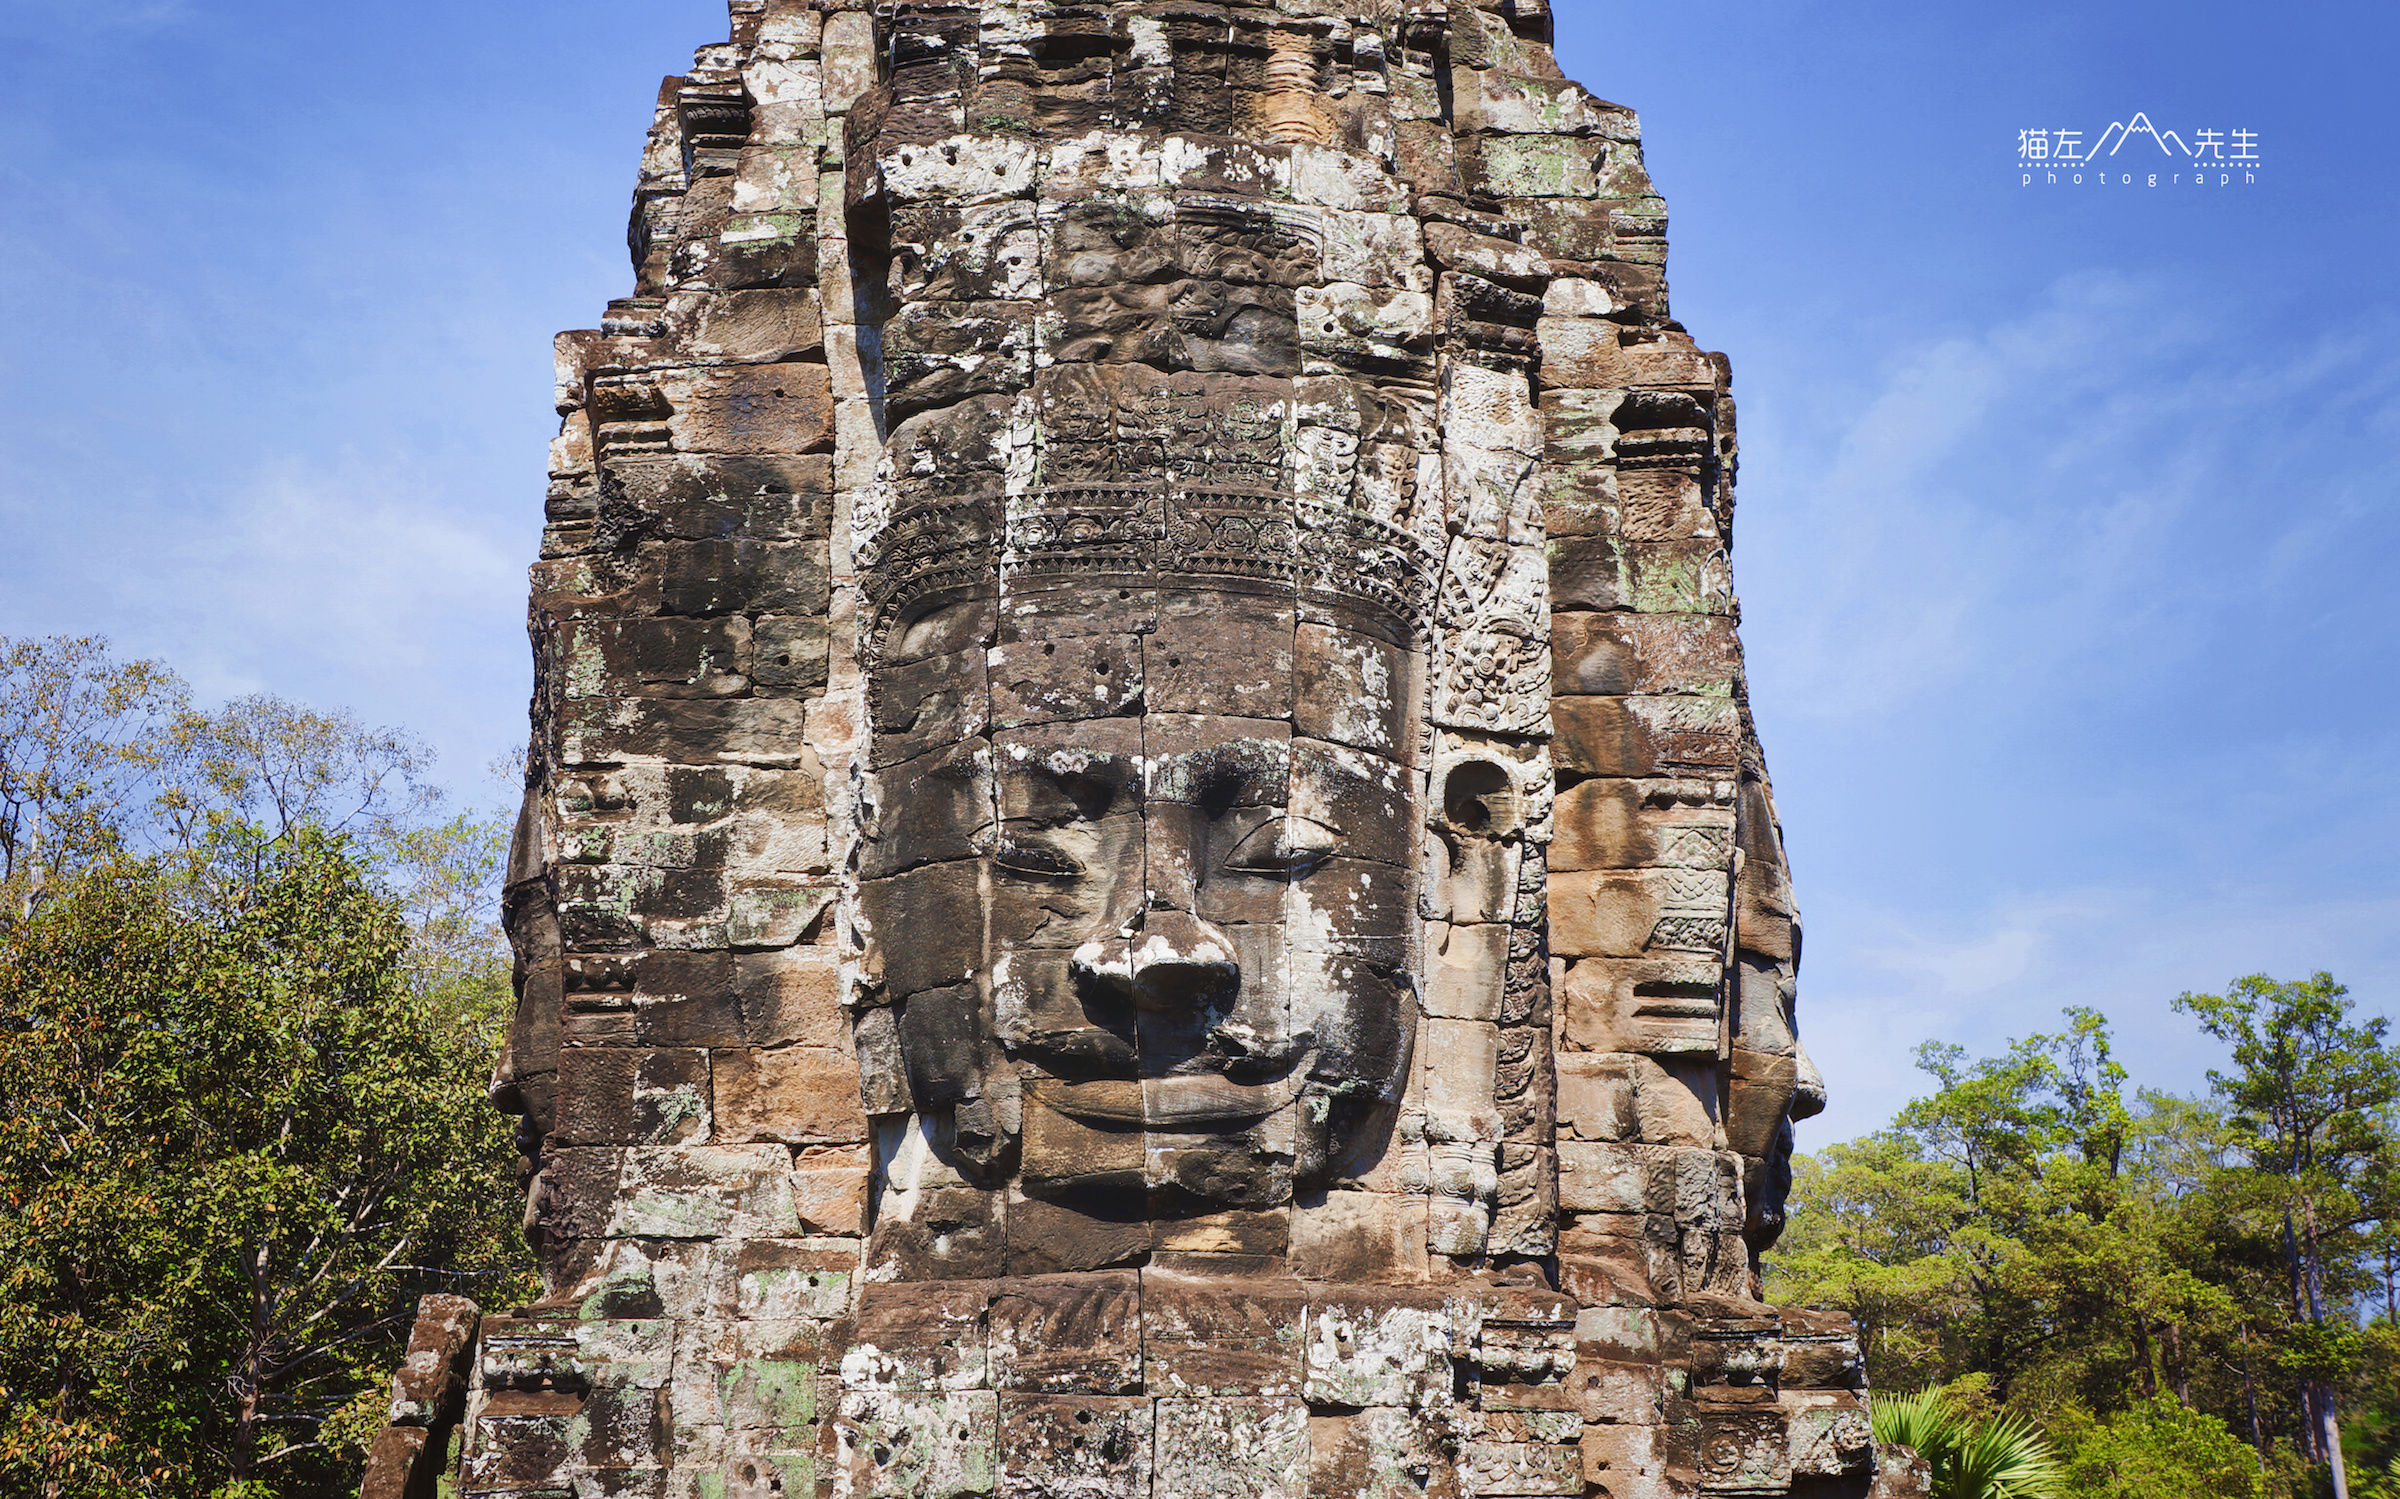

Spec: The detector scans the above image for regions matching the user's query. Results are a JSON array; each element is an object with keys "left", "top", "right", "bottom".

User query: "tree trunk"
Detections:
[
  {"left": 2163, "top": 1321, "right": 2190, "bottom": 1406},
  {"left": 2242, "top": 1325, "right": 2269, "bottom": 1472},
  {"left": 2282, "top": 1214, "right": 2323, "bottom": 1464},
  {"left": 231, "top": 1380, "right": 262, "bottom": 1484},
  {"left": 2321, "top": 1380, "right": 2352, "bottom": 1499},
  {"left": 2291, "top": 1207, "right": 2350, "bottom": 1499},
  {"left": 2130, "top": 1316, "right": 2160, "bottom": 1399},
  {"left": 230, "top": 1240, "right": 273, "bottom": 1484}
]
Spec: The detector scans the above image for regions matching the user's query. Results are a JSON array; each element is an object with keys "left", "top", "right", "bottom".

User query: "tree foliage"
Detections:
[
  {"left": 0, "top": 636, "right": 529, "bottom": 1497},
  {"left": 2180, "top": 973, "right": 2400, "bottom": 1491},
  {"left": 2053, "top": 1396, "right": 2274, "bottom": 1499},
  {"left": 0, "top": 636, "right": 187, "bottom": 917},
  {"left": 1, "top": 635, "right": 462, "bottom": 920},
  {"left": 1774, "top": 982, "right": 2400, "bottom": 1499}
]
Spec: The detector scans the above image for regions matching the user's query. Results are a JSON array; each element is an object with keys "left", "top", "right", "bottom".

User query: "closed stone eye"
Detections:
[
  {"left": 993, "top": 839, "right": 1083, "bottom": 878},
  {"left": 1221, "top": 815, "right": 1340, "bottom": 876}
]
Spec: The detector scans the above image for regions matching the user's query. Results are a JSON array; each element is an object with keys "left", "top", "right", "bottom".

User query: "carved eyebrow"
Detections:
[
  {"left": 1172, "top": 744, "right": 1292, "bottom": 804},
  {"left": 1001, "top": 747, "right": 1139, "bottom": 787},
  {"left": 995, "top": 744, "right": 1138, "bottom": 822},
  {"left": 1037, "top": 756, "right": 1135, "bottom": 785}
]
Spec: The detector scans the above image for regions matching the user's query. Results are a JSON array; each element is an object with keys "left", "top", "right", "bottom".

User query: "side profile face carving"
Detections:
[
  {"left": 1730, "top": 760, "right": 1825, "bottom": 1251},
  {"left": 858, "top": 577, "right": 1427, "bottom": 1218}
]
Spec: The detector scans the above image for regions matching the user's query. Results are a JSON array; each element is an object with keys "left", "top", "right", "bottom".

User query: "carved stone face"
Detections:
[
  {"left": 1727, "top": 773, "right": 1824, "bottom": 1253},
  {"left": 859, "top": 583, "right": 1423, "bottom": 1214},
  {"left": 1732, "top": 971, "right": 1825, "bottom": 1252}
]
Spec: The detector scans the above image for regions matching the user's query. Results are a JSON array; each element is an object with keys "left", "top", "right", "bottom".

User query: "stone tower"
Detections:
[{"left": 357, "top": 2, "right": 1904, "bottom": 1496}]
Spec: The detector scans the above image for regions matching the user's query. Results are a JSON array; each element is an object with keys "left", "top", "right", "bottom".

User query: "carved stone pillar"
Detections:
[{"left": 353, "top": 3, "right": 1901, "bottom": 1497}]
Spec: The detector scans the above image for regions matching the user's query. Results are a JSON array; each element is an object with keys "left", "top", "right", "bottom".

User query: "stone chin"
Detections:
[{"left": 1748, "top": 1117, "right": 1800, "bottom": 1252}]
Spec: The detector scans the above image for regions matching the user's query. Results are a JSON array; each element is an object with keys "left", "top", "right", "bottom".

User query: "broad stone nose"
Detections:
[
  {"left": 1072, "top": 909, "right": 1240, "bottom": 1015},
  {"left": 1128, "top": 909, "right": 1240, "bottom": 1014}
]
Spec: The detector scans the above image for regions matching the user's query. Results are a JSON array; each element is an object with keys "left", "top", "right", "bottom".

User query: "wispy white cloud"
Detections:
[
  {"left": 1, "top": 454, "right": 531, "bottom": 791},
  {"left": 1737, "top": 273, "right": 2400, "bottom": 725},
  {"left": 1800, "top": 880, "right": 2400, "bottom": 1143},
  {"left": 1852, "top": 900, "right": 2077, "bottom": 998},
  {"left": 1734, "top": 271, "right": 2400, "bottom": 1146},
  {"left": 177, "top": 457, "right": 521, "bottom": 678}
]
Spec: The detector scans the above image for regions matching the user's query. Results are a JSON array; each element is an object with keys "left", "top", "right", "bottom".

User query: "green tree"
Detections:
[
  {"left": 2178, "top": 973, "right": 2400, "bottom": 1499},
  {"left": 0, "top": 635, "right": 468, "bottom": 923},
  {"left": 154, "top": 692, "right": 440, "bottom": 877},
  {"left": 1770, "top": 1007, "right": 2331, "bottom": 1493},
  {"left": 1774, "top": 1010, "right": 2235, "bottom": 1409},
  {"left": 0, "top": 637, "right": 511, "bottom": 1014},
  {"left": 2053, "top": 1396, "right": 2272, "bottom": 1498},
  {"left": 386, "top": 809, "right": 512, "bottom": 1005},
  {"left": 0, "top": 833, "right": 529, "bottom": 1498},
  {"left": 0, "top": 636, "right": 187, "bottom": 920},
  {"left": 1772, "top": 1130, "right": 1974, "bottom": 1388},
  {"left": 0, "top": 636, "right": 528, "bottom": 1495}
]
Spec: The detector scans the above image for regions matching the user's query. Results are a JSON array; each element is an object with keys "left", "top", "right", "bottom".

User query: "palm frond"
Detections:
[
  {"left": 1869, "top": 1387, "right": 2063, "bottom": 1499},
  {"left": 1946, "top": 1411, "right": 2063, "bottom": 1499},
  {"left": 1870, "top": 1385, "right": 1958, "bottom": 1456}
]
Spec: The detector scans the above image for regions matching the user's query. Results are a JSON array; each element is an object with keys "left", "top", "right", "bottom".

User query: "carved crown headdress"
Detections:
[{"left": 857, "top": 369, "right": 1441, "bottom": 665}]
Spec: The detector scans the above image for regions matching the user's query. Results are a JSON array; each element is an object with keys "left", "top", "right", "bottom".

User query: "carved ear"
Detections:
[
  {"left": 880, "top": 594, "right": 996, "bottom": 666},
  {"left": 946, "top": 1094, "right": 1019, "bottom": 1188},
  {"left": 1427, "top": 754, "right": 1526, "bottom": 926},
  {"left": 1440, "top": 757, "right": 1522, "bottom": 838},
  {"left": 1296, "top": 1078, "right": 1413, "bottom": 1193}
]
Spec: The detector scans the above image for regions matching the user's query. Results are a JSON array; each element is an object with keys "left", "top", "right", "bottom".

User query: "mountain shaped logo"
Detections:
[{"left": 2089, "top": 111, "right": 2192, "bottom": 157}]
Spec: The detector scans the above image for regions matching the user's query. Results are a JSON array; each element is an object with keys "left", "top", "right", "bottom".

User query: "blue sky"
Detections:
[{"left": 2, "top": 0, "right": 2393, "bottom": 1143}]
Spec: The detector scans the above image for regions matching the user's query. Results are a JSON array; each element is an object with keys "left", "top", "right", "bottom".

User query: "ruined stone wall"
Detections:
[{"left": 354, "top": 2, "right": 1894, "bottom": 1497}]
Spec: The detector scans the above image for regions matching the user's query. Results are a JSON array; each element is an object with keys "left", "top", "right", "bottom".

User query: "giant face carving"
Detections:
[
  {"left": 1728, "top": 760, "right": 1826, "bottom": 1254},
  {"left": 839, "top": 143, "right": 1454, "bottom": 1265},
  {"left": 858, "top": 574, "right": 1426, "bottom": 1220},
  {"left": 1734, "top": 966, "right": 1826, "bottom": 1252},
  {"left": 399, "top": 10, "right": 1905, "bottom": 1497}
]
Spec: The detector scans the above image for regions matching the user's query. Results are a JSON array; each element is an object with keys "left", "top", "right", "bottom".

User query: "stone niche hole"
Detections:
[{"left": 1441, "top": 760, "right": 1515, "bottom": 835}]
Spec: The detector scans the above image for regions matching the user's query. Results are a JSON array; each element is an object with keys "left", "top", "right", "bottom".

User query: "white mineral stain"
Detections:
[{"left": 1071, "top": 935, "right": 1135, "bottom": 982}]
